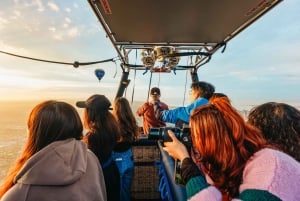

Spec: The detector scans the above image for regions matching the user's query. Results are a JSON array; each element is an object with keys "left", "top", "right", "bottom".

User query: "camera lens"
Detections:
[{"left": 148, "top": 128, "right": 163, "bottom": 140}]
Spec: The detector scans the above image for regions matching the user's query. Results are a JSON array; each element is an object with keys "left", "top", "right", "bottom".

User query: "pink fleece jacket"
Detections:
[{"left": 188, "top": 148, "right": 300, "bottom": 201}]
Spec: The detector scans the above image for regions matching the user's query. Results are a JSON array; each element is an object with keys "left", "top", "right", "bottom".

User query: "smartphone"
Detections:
[{"left": 174, "top": 159, "right": 185, "bottom": 185}]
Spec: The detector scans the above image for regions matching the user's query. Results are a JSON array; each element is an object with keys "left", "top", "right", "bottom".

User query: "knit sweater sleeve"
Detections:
[{"left": 181, "top": 158, "right": 222, "bottom": 200}]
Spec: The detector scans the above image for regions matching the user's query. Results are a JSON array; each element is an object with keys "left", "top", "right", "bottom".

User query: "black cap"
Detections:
[
  {"left": 150, "top": 87, "right": 160, "bottom": 96},
  {"left": 76, "top": 94, "right": 112, "bottom": 111}
]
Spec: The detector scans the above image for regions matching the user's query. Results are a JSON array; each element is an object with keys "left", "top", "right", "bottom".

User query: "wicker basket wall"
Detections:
[{"left": 131, "top": 143, "right": 161, "bottom": 200}]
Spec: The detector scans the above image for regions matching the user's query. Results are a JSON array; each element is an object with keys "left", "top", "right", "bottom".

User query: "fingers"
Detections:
[{"left": 167, "top": 130, "right": 178, "bottom": 142}]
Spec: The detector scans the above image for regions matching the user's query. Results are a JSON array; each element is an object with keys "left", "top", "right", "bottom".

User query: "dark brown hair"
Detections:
[
  {"left": 0, "top": 101, "right": 83, "bottom": 197},
  {"left": 191, "top": 81, "right": 215, "bottom": 99},
  {"left": 82, "top": 103, "right": 120, "bottom": 163},
  {"left": 113, "top": 97, "right": 139, "bottom": 142},
  {"left": 248, "top": 102, "right": 300, "bottom": 162}
]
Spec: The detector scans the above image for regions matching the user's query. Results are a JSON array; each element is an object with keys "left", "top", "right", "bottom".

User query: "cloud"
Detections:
[
  {"left": 50, "top": 26, "right": 80, "bottom": 40},
  {"left": 23, "top": 0, "right": 45, "bottom": 12},
  {"left": 0, "top": 16, "right": 8, "bottom": 30},
  {"left": 48, "top": 27, "right": 56, "bottom": 32},
  {"left": 34, "top": 0, "right": 45, "bottom": 12},
  {"left": 68, "top": 27, "right": 80, "bottom": 38},
  {"left": 53, "top": 34, "right": 63, "bottom": 40},
  {"left": 65, "top": 17, "right": 71, "bottom": 24},
  {"left": 13, "top": 10, "right": 21, "bottom": 17},
  {"left": 65, "top": 8, "right": 71, "bottom": 13},
  {"left": 0, "top": 41, "right": 26, "bottom": 53},
  {"left": 47, "top": 2, "right": 59, "bottom": 12}
]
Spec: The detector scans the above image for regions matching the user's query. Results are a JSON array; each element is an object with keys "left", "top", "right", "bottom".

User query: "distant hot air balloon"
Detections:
[{"left": 95, "top": 69, "right": 105, "bottom": 82}]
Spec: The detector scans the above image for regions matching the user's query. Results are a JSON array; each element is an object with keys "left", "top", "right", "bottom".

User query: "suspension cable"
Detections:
[
  {"left": 0, "top": 50, "right": 115, "bottom": 67},
  {"left": 147, "top": 72, "right": 153, "bottom": 102},
  {"left": 130, "top": 49, "right": 138, "bottom": 105},
  {"left": 182, "top": 54, "right": 193, "bottom": 106}
]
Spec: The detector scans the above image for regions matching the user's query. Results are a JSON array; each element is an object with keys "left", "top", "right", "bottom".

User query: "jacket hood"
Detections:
[{"left": 15, "top": 138, "right": 88, "bottom": 186}]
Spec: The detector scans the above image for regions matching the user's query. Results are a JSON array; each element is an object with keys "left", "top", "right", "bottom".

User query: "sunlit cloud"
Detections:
[
  {"left": 0, "top": 41, "right": 26, "bottom": 53},
  {"left": 50, "top": 26, "right": 80, "bottom": 40},
  {"left": 48, "top": 26, "right": 56, "bottom": 32},
  {"left": 10, "top": 10, "right": 21, "bottom": 20},
  {"left": 0, "top": 17, "right": 8, "bottom": 30},
  {"left": 68, "top": 27, "right": 80, "bottom": 38},
  {"left": 228, "top": 71, "right": 258, "bottom": 80},
  {"left": 13, "top": 10, "right": 21, "bottom": 17},
  {"left": 65, "top": 17, "right": 71, "bottom": 24},
  {"left": 85, "top": 23, "right": 101, "bottom": 35},
  {"left": 24, "top": 24, "right": 35, "bottom": 32},
  {"left": 65, "top": 8, "right": 71, "bottom": 13},
  {"left": 23, "top": 0, "right": 45, "bottom": 12},
  {"left": 34, "top": 0, "right": 44, "bottom": 12},
  {"left": 47, "top": 2, "right": 59, "bottom": 12},
  {"left": 53, "top": 34, "right": 63, "bottom": 40}
]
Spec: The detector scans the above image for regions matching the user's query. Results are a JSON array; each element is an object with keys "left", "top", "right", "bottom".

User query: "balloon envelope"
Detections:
[{"left": 95, "top": 69, "right": 105, "bottom": 81}]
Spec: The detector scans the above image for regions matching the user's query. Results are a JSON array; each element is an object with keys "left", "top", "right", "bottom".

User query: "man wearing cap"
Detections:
[{"left": 136, "top": 87, "right": 169, "bottom": 135}]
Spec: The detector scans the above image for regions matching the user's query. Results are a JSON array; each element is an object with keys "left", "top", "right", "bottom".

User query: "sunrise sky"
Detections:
[{"left": 0, "top": 0, "right": 299, "bottom": 110}]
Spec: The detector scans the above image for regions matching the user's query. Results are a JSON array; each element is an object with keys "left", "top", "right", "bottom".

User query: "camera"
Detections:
[
  {"left": 148, "top": 127, "right": 192, "bottom": 149},
  {"left": 149, "top": 127, "right": 191, "bottom": 186}
]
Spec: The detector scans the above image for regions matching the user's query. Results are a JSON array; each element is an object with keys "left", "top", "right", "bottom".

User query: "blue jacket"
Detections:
[{"left": 161, "top": 97, "right": 208, "bottom": 124}]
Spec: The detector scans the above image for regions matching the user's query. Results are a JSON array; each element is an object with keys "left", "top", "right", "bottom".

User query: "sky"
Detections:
[{"left": 0, "top": 0, "right": 299, "bottom": 110}]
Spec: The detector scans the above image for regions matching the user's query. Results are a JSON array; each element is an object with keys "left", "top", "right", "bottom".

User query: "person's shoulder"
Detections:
[
  {"left": 241, "top": 148, "right": 300, "bottom": 200},
  {"left": 243, "top": 148, "right": 300, "bottom": 184},
  {"left": 253, "top": 148, "right": 298, "bottom": 164},
  {"left": 140, "top": 102, "right": 150, "bottom": 107},
  {"left": 194, "top": 97, "right": 209, "bottom": 104},
  {"left": 247, "top": 148, "right": 299, "bottom": 168},
  {"left": 159, "top": 100, "right": 168, "bottom": 106}
]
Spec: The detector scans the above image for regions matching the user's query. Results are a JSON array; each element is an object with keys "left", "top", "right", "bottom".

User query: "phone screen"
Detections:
[{"left": 174, "top": 159, "right": 185, "bottom": 185}]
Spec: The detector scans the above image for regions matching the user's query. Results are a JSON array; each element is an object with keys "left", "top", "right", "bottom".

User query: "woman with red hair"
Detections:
[{"left": 163, "top": 96, "right": 300, "bottom": 201}]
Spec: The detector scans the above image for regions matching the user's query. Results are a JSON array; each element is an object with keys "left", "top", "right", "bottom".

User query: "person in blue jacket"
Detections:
[{"left": 155, "top": 81, "right": 215, "bottom": 127}]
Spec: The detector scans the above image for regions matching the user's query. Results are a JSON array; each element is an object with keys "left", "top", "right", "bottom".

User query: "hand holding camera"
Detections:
[
  {"left": 163, "top": 130, "right": 191, "bottom": 186},
  {"left": 162, "top": 130, "right": 190, "bottom": 162}
]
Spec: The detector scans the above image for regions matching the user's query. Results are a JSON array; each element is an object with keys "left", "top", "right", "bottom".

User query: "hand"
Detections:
[
  {"left": 153, "top": 101, "right": 163, "bottom": 120},
  {"left": 163, "top": 130, "right": 190, "bottom": 162}
]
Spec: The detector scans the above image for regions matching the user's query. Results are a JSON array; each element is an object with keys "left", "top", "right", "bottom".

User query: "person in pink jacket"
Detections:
[
  {"left": 163, "top": 96, "right": 300, "bottom": 201},
  {"left": 0, "top": 100, "right": 106, "bottom": 201}
]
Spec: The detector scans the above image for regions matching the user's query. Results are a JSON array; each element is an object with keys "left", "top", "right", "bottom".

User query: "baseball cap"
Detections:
[
  {"left": 150, "top": 87, "right": 161, "bottom": 96},
  {"left": 76, "top": 94, "right": 112, "bottom": 111}
]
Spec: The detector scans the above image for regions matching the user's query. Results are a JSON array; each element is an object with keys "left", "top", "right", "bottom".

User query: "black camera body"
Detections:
[
  {"left": 148, "top": 127, "right": 192, "bottom": 149},
  {"left": 149, "top": 127, "right": 192, "bottom": 186}
]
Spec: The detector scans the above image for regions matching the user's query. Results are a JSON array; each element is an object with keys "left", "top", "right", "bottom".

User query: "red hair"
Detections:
[{"left": 190, "top": 96, "right": 267, "bottom": 198}]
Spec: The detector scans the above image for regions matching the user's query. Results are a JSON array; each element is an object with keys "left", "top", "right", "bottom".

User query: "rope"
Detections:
[
  {"left": 131, "top": 49, "right": 138, "bottom": 105},
  {"left": 182, "top": 54, "right": 192, "bottom": 106},
  {"left": 158, "top": 71, "right": 161, "bottom": 87},
  {"left": 0, "top": 50, "right": 114, "bottom": 67},
  {"left": 147, "top": 72, "right": 153, "bottom": 102}
]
